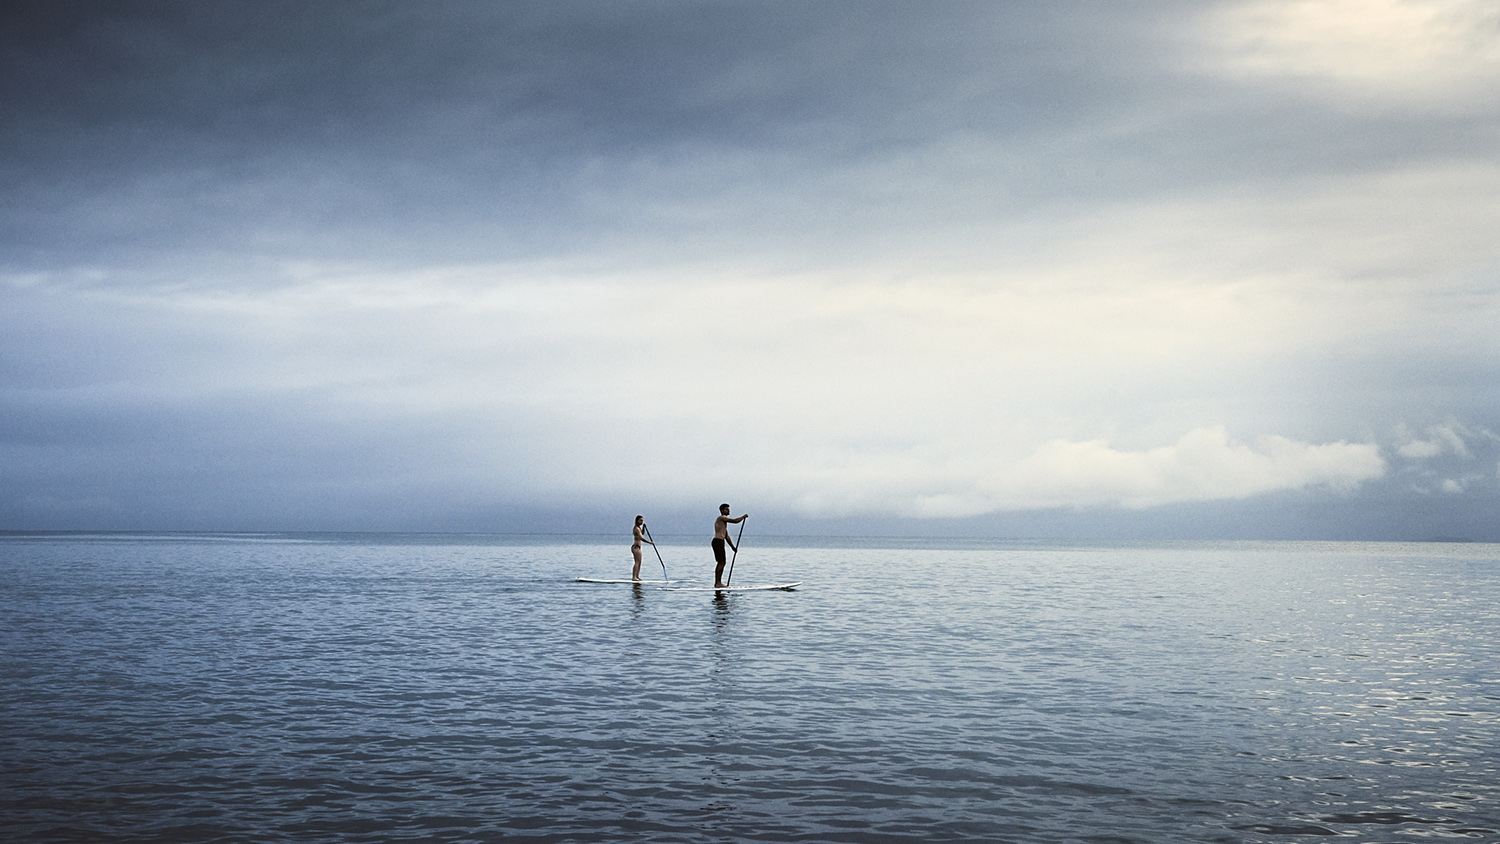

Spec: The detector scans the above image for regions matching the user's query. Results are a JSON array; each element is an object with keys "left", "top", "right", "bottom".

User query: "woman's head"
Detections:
[{"left": 635, "top": 515, "right": 644, "bottom": 525}]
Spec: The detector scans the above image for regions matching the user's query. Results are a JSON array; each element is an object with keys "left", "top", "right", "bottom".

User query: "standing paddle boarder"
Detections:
[
  {"left": 712, "top": 504, "right": 748, "bottom": 588},
  {"left": 631, "top": 515, "right": 656, "bottom": 582}
]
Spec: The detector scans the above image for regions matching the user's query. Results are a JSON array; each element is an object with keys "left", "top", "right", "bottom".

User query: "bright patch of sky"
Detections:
[{"left": 1201, "top": 0, "right": 1500, "bottom": 102}]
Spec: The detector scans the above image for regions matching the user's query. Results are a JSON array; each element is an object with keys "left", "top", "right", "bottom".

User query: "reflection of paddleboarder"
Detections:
[
  {"left": 631, "top": 515, "right": 656, "bottom": 582},
  {"left": 712, "top": 504, "right": 747, "bottom": 588}
]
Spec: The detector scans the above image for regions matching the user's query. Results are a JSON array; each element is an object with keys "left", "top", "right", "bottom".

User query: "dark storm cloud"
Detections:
[
  {"left": 1, "top": 0, "right": 1240, "bottom": 271},
  {"left": 6, "top": 0, "right": 1491, "bottom": 276},
  {"left": 2, "top": 2, "right": 1142, "bottom": 152}
]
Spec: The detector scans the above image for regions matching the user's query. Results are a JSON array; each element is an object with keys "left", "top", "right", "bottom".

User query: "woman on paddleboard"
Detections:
[{"left": 631, "top": 515, "right": 656, "bottom": 581}]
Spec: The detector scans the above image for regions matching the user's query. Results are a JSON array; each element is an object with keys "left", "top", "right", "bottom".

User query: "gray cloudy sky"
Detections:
[{"left": 3, "top": 0, "right": 1499, "bottom": 538}]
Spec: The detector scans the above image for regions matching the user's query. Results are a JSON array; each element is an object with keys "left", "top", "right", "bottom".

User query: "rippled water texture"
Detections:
[{"left": 2, "top": 534, "right": 1498, "bottom": 842}]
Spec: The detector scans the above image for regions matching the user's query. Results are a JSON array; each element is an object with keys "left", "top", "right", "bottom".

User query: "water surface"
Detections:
[{"left": 2, "top": 534, "right": 1497, "bottom": 842}]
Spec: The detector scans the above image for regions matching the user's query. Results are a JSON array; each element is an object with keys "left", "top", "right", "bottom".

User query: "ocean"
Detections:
[{"left": 1, "top": 533, "right": 1496, "bottom": 843}]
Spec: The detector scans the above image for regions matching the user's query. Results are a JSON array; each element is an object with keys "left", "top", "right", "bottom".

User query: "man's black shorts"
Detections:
[{"left": 712, "top": 538, "right": 726, "bottom": 564}]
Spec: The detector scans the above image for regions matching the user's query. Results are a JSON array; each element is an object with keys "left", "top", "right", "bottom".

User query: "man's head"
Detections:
[{"left": 720, "top": 503, "right": 730, "bottom": 514}]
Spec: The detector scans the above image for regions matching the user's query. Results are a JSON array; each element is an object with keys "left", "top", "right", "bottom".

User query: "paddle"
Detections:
[
  {"left": 643, "top": 524, "right": 667, "bottom": 581},
  {"left": 725, "top": 515, "right": 747, "bottom": 586}
]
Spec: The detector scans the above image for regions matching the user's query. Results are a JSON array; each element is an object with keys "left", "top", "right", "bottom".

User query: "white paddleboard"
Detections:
[
  {"left": 664, "top": 582, "right": 802, "bottom": 592},
  {"left": 575, "top": 578, "right": 687, "bottom": 584}
]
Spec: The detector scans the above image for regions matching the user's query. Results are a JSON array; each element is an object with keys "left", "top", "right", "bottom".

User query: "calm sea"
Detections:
[{"left": 1, "top": 533, "right": 1497, "bottom": 843}]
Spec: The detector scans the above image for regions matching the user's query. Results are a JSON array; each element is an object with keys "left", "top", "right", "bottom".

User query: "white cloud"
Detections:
[
  {"left": 1399, "top": 439, "right": 1444, "bottom": 459},
  {"left": 1001, "top": 427, "right": 1385, "bottom": 510},
  {"left": 712, "top": 428, "right": 1387, "bottom": 519},
  {"left": 1195, "top": 0, "right": 1500, "bottom": 103},
  {"left": 1397, "top": 422, "right": 1475, "bottom": 459}
]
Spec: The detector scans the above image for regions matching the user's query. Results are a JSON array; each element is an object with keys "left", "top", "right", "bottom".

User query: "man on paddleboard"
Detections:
[{"left": 713, "top": 503, "right": 748, "bottom": 588}]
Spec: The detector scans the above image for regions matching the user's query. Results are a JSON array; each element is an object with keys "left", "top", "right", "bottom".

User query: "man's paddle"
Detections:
[
  {"left": 643, "top": 524, "right": 667, "bottom": 581},
  {"left": 725, "top": 515, "right": 747, "bottom": 586}
]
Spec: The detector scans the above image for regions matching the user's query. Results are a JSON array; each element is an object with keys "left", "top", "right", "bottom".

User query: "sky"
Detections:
[{"left": 3, "top": 0, "right": 1499, "bottom": 539}]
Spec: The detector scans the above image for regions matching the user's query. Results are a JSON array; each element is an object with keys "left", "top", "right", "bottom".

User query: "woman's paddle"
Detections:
[
  {"left": 643, "top": 524, "right": 667, "bottom": 581},
  {"left": 725, "top": 515, "right": 747, "bottom": 586}
]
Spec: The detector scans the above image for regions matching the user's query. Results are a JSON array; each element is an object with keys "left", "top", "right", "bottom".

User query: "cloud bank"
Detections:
[{"left": 1009, "top": 428, "right": 1383, "bottom": 511}]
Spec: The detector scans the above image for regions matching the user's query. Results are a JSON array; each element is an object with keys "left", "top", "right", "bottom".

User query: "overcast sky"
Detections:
[{"left": 3, "top": 0, "right": 1499, "bottom": 539}]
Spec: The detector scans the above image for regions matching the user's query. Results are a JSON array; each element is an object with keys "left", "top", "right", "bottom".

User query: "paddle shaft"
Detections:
[
  {"left": 643, "top": 524, "right": 667, "bottom": 580},
  {"left": 726, "top": 516, "right": 747, "bottom": 586}
]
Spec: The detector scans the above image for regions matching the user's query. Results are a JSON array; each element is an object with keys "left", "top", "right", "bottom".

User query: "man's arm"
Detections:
[{"left": 728, "top": 513, "right": 747, "bottom": 550}]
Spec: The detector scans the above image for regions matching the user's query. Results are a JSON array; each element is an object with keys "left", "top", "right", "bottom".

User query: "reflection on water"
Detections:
[
  {"left": 711, "top": 590, "right": 733, "bottom": 630},
  {"left": 0, "top": 535, "right": 1496, "bottom": 843},
  {"left": 630, "top": 581, "right": 646, "bottom": 617}
]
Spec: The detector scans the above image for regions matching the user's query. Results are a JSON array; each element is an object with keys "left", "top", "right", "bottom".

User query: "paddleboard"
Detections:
[
  {"left": 664, "top": 582, "right": 802, "bottom": 592},
  {"left": 575, "top": 578, "right": 686, "bottom": 584}
]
